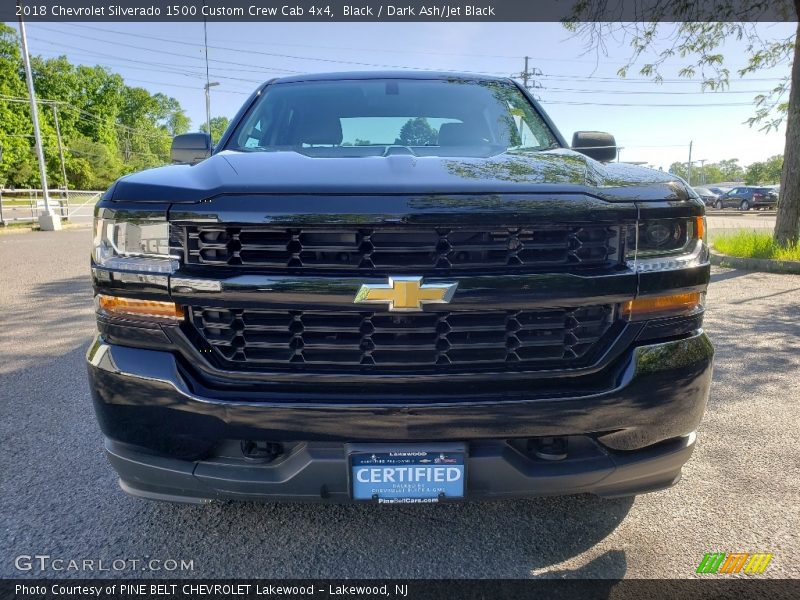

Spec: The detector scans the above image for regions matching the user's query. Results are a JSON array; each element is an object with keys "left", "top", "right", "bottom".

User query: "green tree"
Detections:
[
  {"left": 0, "top": 23, "right": 190, "bottom": 190},
  {"left": 717, "top": 159, "right": 745, "bottom": 182},
  {"left": 668, "top": 161, "right": 690, "bottom": 181},
  {"left": 700, "top": 164, "right": 724, "bottom": 185},
  {"left": 199, "top": 115, "right": 229, "bottom": 144},
  {"left": 0, "top": 23, "right": 35, "bottom": 188},
  {"left": 397, "top": 117, "right": 437, "bottom": 146},
  {"left": 745, "top": 155, "right": 784, "bottom": 184},
  {"left": 567, "top": 4, "right": 800, "bottom": 245},
  {"left": 764, "top": 154, "right": 784, "bottom": 183},
  {"left": 745, "top": 161, "right": 768, "bottom": 185},
  {"left": 669, "top": 159, "right": 737, "bottom": 185}
]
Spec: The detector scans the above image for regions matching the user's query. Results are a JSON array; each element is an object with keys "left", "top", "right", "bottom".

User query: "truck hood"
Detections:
[{"left": 109, "top": 148, "right": 693, "bottom": 203}]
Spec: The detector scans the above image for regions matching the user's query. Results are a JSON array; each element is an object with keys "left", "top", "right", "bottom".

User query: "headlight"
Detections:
[
  {"left": 627, "top": 217, "right": 707, "bottom": 272},
  {"left": 93, "top": 217, "right": 179, "bottom": 273}
]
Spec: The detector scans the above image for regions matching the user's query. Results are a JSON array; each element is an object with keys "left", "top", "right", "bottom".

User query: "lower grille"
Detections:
[{"left": 189, "top": 305, "right": 616, "bottom": 373}]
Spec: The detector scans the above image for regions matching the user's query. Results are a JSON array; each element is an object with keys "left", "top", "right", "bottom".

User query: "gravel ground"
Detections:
[{"left": 0, "top": 228, "right": 798, "bottom": 579}]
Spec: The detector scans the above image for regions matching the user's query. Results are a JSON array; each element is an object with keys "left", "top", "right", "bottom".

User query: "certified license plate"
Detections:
[{"left": 349, "top": 444, "right": 466, "bottom": 503}]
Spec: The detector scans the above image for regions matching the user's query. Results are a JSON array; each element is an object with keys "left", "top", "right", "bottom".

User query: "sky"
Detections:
[{"left": 16, "top": 20, "right": 796, "bottom": 172}]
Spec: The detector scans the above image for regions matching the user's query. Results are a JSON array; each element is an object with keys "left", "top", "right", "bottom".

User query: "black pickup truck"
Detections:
[{"left": 87, "top": 72, "right": 713, "bottom": 504}]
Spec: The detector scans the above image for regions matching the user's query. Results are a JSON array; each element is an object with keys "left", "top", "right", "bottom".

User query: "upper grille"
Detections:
[
  {"left": 189, "top": 305, "right": 616, "bottom": 374},
  {"left": 180, "top": 225, "right": 619, "bottom": 272}
]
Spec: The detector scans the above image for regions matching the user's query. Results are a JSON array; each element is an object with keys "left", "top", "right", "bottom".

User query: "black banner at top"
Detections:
[{"left": 4, "top": 0, "right": 798, "bottom": 22}]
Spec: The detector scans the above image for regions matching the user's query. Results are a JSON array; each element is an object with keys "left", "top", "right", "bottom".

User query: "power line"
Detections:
[
  {"left": 33, "top": 43, "right": 779, "bottom": 98},
  {"left": 29, "top": 48, "right": 267, "bottom": 95},
  {"left": 40, "top": 23, "right": 791, "bottom": 85},
  {"left": 544, "top": 100, "right": 754, "bottom": 107},
  {"left": 539, "top": 73, "right": 787, "bottom": 84},
  {"left": 541, "top": 86, "right": 775, "bottom": 96},
  {"left": 61, "top": 23, "right": 527, "bottom": 61},
  {"left": 35, "top": 24, "right": 511, "bottom": 76},
  {"left": 38, "top": 49, "right": 761, "bottom": 100},
  {"left": 0, "top": 95, "right": 173, "bottom": 140},
  {"left": 26, "top": 36, "right": 289, "bottom": 84},
  {"left": 27, "top": 25, "right": 792, "bottom": 97},
  {"left": 62, "top": 22, "right": 772, "bottom": 71}
]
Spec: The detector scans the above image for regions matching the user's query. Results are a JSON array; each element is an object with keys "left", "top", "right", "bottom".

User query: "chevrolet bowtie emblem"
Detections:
[{"left": 354, "top": 276, "right": 458, "bottom": 312}]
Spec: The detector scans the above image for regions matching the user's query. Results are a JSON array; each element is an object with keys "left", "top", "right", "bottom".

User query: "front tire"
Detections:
[
  {"left": 740, "top": 200, "right": 751, "bottom": 211},
  {"left": 715, "top": 200, "right": 723, "bottom": 210}
]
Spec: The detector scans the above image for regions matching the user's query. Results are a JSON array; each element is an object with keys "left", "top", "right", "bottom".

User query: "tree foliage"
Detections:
[
  {"left": 200, "top": 116, "right": 229, "bottom": 144},
  {"left": 397, "top": 117, "right": 438, "bottom": 146},
  {"left": 565, "top": 18, "right": 795, "bottom": 132},
  {"left": 744, "top": 154, "right": 784, "bottom": 184},
  {"left": 664, "top": 156, "right": 786, "bottom": 185},
  {"left": 565, "top": 2, "right": 800, "bottom": 244},
  {"left": 0, "top": 23, "right": 190, "bottom": 189}
]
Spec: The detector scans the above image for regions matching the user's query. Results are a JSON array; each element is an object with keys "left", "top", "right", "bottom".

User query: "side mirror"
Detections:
[
  {"left": 571, "top": 131, "right": 617, "bottom": 162},
  {"left": 171, "top": 133, "right": 212, "bottom": 164}
]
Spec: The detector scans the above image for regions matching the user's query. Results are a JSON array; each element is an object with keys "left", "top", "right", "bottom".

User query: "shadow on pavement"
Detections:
[
  {"left": 120, "top": 493, "right": 634, "bottom": 578},
  {"left": 709, "top": 268, "right": 751, "bottom": 284},
  {"left": 0, "top": 274, "right": 94, "bottom": 370},
  {"left": 536, "top": 549, "right": 627, "bottom": 581},
  {"left": 704, "top": 300, "right": 800, "bottom": 402}
]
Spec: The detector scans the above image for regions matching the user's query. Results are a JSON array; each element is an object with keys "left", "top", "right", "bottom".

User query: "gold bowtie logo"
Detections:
[{"left": 354, "top": 277, "right": 458, "bottom": 312}]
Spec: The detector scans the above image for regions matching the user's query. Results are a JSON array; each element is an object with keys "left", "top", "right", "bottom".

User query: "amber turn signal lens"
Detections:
[
  {"left": 695, "top": 216, "right": 706, "bottom": 241},
  {"left": 96, "top": 294, "right": 184, "bottom": 322},
  {"left": 621, "top": 292, "right": 702, "bottom": 321}
]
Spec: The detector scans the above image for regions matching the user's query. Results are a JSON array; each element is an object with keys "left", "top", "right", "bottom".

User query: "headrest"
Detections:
[
  {"left": 438, "top": 122, "right": 480, "bottom": 145},
  {"left": 295, "top": 113, "right": 343, "bottom": 145}
]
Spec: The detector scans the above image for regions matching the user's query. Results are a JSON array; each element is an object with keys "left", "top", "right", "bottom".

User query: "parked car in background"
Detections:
[
  {"left": 765, "top": 185, "right": 780, "bottom": 205},
  {"left": 707, "top": 186, "right": 729, "bottom": 197},
  {"left": 714, "top": 186, "right": 778, "bottom": 210},
  {"left": 693, "top": 187, "right": 721, "bottom": 207}
]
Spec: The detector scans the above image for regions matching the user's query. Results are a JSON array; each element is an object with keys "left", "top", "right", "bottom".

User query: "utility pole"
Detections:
[
  {"left": 201, "top": 4, "right": 219, "bottom": 143},
  {"left": 17, "top": 4, "right": 60, "bottom": 230},
  {"left": 522, "top": 56, "right": 530, "bottom": 88},
  {"left": 204, "top": 82, "right": 219, "bottom": 142},
  {"left": 686, "top": 140, "right": 693, "bottom": 186},
  {"left": 52, "top": 104, "right": 68, "bottom": 196},
  {"left": 697, "top": 158, "right": 707, "bottom": 185},
  {"left": 515, "top": 56, "right": 543, "bottom": 94}
]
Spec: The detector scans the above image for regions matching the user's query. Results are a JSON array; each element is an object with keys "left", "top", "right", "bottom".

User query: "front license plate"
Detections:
[{"left": 349, "top": 445, "right": 466, "bottom": 503}]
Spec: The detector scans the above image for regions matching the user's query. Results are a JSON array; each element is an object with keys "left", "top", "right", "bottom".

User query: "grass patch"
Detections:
[{"left": 713, "top": 230, "right": 800, "bottom": 261}]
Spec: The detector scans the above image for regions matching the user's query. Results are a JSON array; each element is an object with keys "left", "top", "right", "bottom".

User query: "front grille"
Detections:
[
  {"left": 189, "top": 305, "right": 616, "bottom": 373},
  {"left": 180, "top": 225, "right": 619, "bottom": 272}
]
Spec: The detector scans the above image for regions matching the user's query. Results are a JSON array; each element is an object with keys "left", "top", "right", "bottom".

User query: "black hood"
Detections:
[{"left": 109, "top": 148, "right": 693, "bottom": 203}]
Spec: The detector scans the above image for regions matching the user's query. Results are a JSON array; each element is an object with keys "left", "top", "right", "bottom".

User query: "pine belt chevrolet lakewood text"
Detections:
[{"left": 87, "top": 72, "right": 714, "bottom": 504}]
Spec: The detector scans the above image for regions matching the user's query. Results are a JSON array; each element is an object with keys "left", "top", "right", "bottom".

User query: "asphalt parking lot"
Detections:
[{"left": 1, "top": 226, "right": 798, "bottom": 579}]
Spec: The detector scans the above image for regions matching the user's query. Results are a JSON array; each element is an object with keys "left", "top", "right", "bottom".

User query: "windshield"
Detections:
[{"left": 226, "top": 78, "right": 560, "bottom": 157}]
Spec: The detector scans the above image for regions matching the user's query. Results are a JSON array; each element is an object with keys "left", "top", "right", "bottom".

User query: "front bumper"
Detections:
[{"left": 87, "top": 331, "right": 713, "bottom": 502}]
